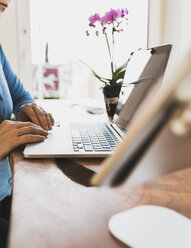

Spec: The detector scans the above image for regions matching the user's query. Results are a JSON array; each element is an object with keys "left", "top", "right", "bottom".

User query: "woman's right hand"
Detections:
[{"left": 0, "top": 120, "right": 48, "bottom": 162}]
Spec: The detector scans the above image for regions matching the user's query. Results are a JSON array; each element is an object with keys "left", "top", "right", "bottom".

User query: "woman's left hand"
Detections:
[{"left": 16, "top": 103, "right": 55, "bottom": 131}]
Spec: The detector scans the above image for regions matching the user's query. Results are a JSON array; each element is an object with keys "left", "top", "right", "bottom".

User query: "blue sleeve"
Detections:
[
  {"left": 0, "top": 157, "right": 12, "bottom": 201},
  {"left": 0, "top": 45, "right": 35, "bottom": 115}
]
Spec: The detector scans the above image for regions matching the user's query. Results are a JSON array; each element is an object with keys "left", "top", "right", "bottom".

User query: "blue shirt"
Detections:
[{"left": 0, "top": 44, "right": 34, "bottom": 201}]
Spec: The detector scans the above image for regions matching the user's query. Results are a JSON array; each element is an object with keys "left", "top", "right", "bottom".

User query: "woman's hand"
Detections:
[
  {"left": 16, "top": 103, "right": 55, "bottom": 131},
  {"left": 0, "top": 120, "right": 48, "bottom": 162}
]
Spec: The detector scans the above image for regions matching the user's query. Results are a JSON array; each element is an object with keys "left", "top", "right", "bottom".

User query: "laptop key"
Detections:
[
  {"left": 72, "top": 130, "right": 81, "bottom": 138},
  {"left": 73, "top": 148, "right": 79, "bottom": 152},
  {"left": 71, "top": 123, "right": 121, "bottom": 153},
  {"left": 94, "top": 148, "right": 112, "bottom": 152},
  {"left": 93, "top": 144, "right": 102, "bottom": 148},
  {"left": 78, "top": 144, "right": 83, "bottom": 149},
  {"left": 72, "top": 138, "right": 82, "bottom": 142},
  {"left": 84, "top": 145, "right": 93, "bottom": 151},
  {"left": 83, "top": 142, "right": 91, "bottom": 145},
  {"left": 100, "top": 142, "right": 109, "bottom": 146}
]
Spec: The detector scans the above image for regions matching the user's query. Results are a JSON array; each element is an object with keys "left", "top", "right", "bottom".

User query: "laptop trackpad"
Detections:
[{"left": 24, "top": 124, "right": 72, "bottom": 157}]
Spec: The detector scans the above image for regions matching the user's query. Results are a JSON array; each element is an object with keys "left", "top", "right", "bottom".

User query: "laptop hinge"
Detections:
[{"left": 106, "top": 123, "right": 126, "bottom": 139}]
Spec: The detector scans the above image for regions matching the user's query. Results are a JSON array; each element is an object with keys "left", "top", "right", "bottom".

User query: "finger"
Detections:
[
  {"left": 40, "top": 107, "right": 55, "bottom": 126},
  {"left": 17, "top": 134, "right": 46, "bottom": 146},
  {"left": 33, "top": 105, "right": 49, "bottom": 130},
  {"left": 13, "top": 121, "right": 46, "bottom": 131},
  {"left": 49, "top": 113, "right": 55, "bottom": 125},
  {"left": 17, "top": 125, "right": 49, "bottom": 137},
  {"left": 14, "top": 121, "right": 41, "bottom": 129},
  {"left": 43, "top": 111, "right": 53, "bottom": 130},
  {"left": 22, "top": 105, "right": 41, "bottom": 127},
  {"left": 0, "top": 120, "right": 39, "bottom": 131},
  {"left": 39, "top": 107, "right": 53, "bottom": 130}
]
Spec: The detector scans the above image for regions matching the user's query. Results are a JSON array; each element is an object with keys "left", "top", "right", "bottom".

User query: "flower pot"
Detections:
[{"left": 103, "top": 84, "right": 122, "bottom": 121}]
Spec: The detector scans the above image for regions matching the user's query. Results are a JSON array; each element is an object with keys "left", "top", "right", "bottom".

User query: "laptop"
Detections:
[
  {"left": 24, "top": 44, "right": 172, "bottom": 158},
  {"left": 91, "top": 46, "right": 191, "bottom": 187}
]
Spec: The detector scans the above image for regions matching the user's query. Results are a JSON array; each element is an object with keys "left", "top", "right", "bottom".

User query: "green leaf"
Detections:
[
  {"left": 115, "top": 50, "right": 136, "bottom": 74},
  {"left": 115, "top": 59, "right": 130, "bottom": 74},
  {"left": 115, "top": 48, "right": 143, "bottom": 75},
  {"left": 93, "top": 74, "right": 110, "bottom": 84},
  {"left": 79, "top": 60, "right": 110, "bottom": 84},
  {"left": 115, "top": 70, "right": 126, "bottom": 81},
  {"left": 127, "top": 78, "right": 153, "bottom": 85}
]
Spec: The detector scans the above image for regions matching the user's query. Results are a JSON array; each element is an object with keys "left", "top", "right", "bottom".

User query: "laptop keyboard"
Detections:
[{"left": 71, "top": 123, "right": 121, "bottom": 153}]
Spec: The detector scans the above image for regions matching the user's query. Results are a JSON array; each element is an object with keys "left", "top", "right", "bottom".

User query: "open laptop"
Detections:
[
  {"left": 91, "top": 46, "right": 191, "bottom": 187},
  {"left": 24, "top": 44, "right": 172, "bottom": 158}
]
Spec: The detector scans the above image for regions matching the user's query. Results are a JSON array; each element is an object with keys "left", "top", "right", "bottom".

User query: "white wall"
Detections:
[
  {"left": 179, "top": 1, "right": 191, "bottom": 58},
  {"left": 149, "top": 0, "right": 191, "bottom": 80},
  {"left": 0, "top": 0, "right": 19, "bottom": 73},
  {"left": 0, "top": 0, "right": 33, "bottom": 93},
  {"left": 1, "top": 0, "right": 191, "bottom": 94},
  {"left": 16, "top": 0, "right": 33, "bottom": 93}
]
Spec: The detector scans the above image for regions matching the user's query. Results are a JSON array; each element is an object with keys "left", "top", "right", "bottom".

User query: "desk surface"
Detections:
[
  {"left": 8, "top": 151, "right": 191, "bottom": 248},
  {"left": 8, "top": 99, "right": 191, "bottom": 248}
]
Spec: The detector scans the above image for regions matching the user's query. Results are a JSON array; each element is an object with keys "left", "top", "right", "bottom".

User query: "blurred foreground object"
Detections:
[{"left": 170, "top": 104, "right": 191, "bottom": 137}]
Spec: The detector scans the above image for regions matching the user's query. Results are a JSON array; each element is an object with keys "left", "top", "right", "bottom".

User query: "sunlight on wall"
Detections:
[{"left": 30, "top": 0, "right": 148, "bottom": 99}]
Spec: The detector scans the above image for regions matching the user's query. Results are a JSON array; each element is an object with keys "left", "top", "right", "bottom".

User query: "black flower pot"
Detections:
[{"left": 103, "top": 84, "right": 122, "bottom": 121}]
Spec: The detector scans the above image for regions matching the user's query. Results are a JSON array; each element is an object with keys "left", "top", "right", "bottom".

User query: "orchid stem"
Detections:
[
  {"left": 112, "top": 22, "right": 116, "bottom": 84},
  {"left": 104, "top": 32, "right": 114, "bottom": 84}
]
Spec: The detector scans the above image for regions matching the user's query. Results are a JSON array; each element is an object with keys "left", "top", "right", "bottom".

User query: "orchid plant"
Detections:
[{"left": 85, "top": 8, "right": 130, "bottom": 87}]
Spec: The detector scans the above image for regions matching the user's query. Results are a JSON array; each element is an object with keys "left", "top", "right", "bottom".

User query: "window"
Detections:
[{"left": 29, "top": 0, "right": 149, "bottom": 99}]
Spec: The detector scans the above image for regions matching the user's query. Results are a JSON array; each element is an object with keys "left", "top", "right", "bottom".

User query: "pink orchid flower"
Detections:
[{"left": 88, "top": 13, "right": 101, "bottom": 25}]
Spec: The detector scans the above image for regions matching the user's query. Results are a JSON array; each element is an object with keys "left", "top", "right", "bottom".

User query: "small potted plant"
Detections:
[{"left": 85, "top": 8, "right": 130, "bottom": 120}]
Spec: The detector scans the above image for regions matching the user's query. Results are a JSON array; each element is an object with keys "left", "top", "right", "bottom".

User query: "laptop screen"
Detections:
[
  {"left": 119, "top": 49, "right": 153, "bottom": 105},
  {"left": 116, "top": 44, "right": 172, "bottom": 128}
]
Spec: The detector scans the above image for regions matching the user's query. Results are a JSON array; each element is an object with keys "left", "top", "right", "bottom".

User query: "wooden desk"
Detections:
[
  {"left": 8, "top": 152, "right": 191, "bottom": 248},
  {"left": 8, "top": 99, "right": 191, "bottom": 248}
]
